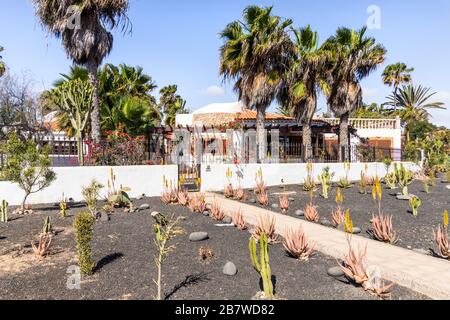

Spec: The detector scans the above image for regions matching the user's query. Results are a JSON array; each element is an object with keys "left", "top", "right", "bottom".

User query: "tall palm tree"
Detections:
[
  {"left": 32, "top": 0, "right": 131, "bottom": 143},
  {"left": 386, "top": 84, "right": 445, "bottom": 142},
  {"left": 219, "top": 6, "right": 293, "bottom": 162},
  {"left": 0, "top": 46, "right": 5, "bottom": 77},
  {"left": 159, "top": 85, "right": 188, "bottom": 126},
  {"left": 323, "top": 27, "right": 386, "bottom": 161},
  {"left": 278, "top": 25, "right": 328, "bottom": 161},
  {"left": 382, "top": 63, "right": 414, "bottom": 111}
]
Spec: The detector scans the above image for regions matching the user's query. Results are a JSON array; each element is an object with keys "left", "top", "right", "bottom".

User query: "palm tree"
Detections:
[
  {"left": 0, "top": 46, "right": 5, "bottom": 77},
  {"left": 278, "top": 25, "right": 328, "bottom": 161},
  {"left": 323, "top": 27, "right": 386, "bottom": 161},
  {"left": 219, "top": 5, "right": 293, "bottom": 162},
  {"left": 32, "top": 0, "right": 131, "bottom": 143},
  {"left": 382, "top": 63, "right": 414, "bottom": 111},
  {"left": 159, "top": 85, "right": 188, "bottom": 126},
  {"left": 386, "top": 84, "right": 445, "bottom": 142}
]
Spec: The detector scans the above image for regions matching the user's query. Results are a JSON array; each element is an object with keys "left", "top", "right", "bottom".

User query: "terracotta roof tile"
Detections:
[{"left": 236, "top": 109, "right": 293, "bottom": 121}]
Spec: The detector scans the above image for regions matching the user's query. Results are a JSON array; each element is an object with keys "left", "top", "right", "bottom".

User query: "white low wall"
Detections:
[
  {"left": 200, "top": 162, "right": 421, "bottom": 192},
  {"left": 0, "top": 165, "right": 178, "bottom": 206}
]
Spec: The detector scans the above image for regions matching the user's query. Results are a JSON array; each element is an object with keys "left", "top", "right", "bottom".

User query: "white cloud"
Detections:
[
  {"left": 201, "top": 85, "right": 225, "bottom": 96},
  {"left": 430, "top": 91, "right": 450, "bottom": 128}
]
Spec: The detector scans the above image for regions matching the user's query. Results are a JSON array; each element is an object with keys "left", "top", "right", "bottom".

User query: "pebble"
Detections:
[
  {"left": 249, "top": 199, "right": 257, "bottom": 204},
  {"left": 139, "top": 203, "right": 150, "bottom": 211},
  {"left": 223, "top": 216, "right": 232, "bottom": 224},
  {"left": 203, "top": 211, "right": 210, "bottom": 217},
  {"left": 288, "top": 198, "right": 295, "bottom": 202},
  {"left": 327, "top": 266, "right": 345, "bottom": 278},
  {"left": 320, "top": 219, "right": 332, "bottom": 227},
  {"left": 338, "top": 225, "right": 361, "bottom": 234},
  {"left": 100, "top": 212, "right": 110, "bottom": 222},
  {"left": 446, "top": 185, "right": 450, "bottom": 190},
  {"left": 223, "top": 261, "right": 238, "bottom": 276},
  {"left": 189, "top": 232, "right": 209, "bottom": 242},
  {"left": 396, "top": 194, "right": 415, "bottom": 201},
  {"left": 295, "top": 210, "right": 304, "bottom": 217},
  {"left": 271, "top": 204, "right": 279, "bottom": 209}
]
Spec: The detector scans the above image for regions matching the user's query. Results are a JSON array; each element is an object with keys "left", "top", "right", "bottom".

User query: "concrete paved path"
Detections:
[{"left": 205, "top": 193, "right": 450, "bottom": 300}]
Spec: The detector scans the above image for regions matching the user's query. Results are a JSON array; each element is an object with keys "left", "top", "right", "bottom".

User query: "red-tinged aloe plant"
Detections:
[
  {"left": 232, "top": 208, "right": 247, "bottom": 230},
  {"left": 304, "top": 203, "right": 319, "bottom": 222},
  {"left": 210, "top": 200, "right": 225, "bottom": 221},
  {"left": 31, "top": 234, "right": 52, "bottom": 259},
  {"left": 257, "top": 190, "right": 269, "bottom": 206},
  {"left": 283, "top": 226, "right": 314, "bottom": 261},
  {"left": 279, "top": 194, "right": 289, "bottom": 214},
  {"left": 433, "top": 210, "right": 449, "bottom": 260},
  {"left": 251, "top": 214, "right": 278, "bottom": 244},
  {"left": 371, "top": 214, "right": 398, "bottom": 244}
]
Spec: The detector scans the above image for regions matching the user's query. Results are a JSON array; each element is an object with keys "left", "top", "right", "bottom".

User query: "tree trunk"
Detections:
[
  {"left": 393, "top": 86, "right": 398, "bottom": 112},
  {"left": 22, "top": 192, "right": 30, "bottom": 211},
  {"left": 302, "top": 122, "right": 312, "bottom": 162},
  {"left": 339, "top": 112, "right": 350, "bottom": 162},
  {"left": 256, "top": 107, "right": 266, "bottom": 163},
  {"left": 87, "top": 61, "right": 101, "bottom": 144},
  {"left": 76, "top": 130, "right": 84, "bottom": 166}
]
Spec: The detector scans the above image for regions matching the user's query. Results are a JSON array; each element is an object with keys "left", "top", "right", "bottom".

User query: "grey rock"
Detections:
[
  {"left": 295, "top": 210, "right": 304, "bottom": 217},
  {"left": 396, "top": 194, "right": 413, "bottom": 201},
  {"left": 202, "top": 211, "right": 210, "bottom": 216},
  {"left": 249, "top": 199, "right": 257, "bottom": 204},
  {"left": 151, "top": 211, "right": 160, "bottom": 218},
  {"left": 446, "top": 185, "right": 450, "bottom": 190},
  {"left": 327, "top": 266, "right": 345, "bottom": 278},
  {"left": 338, "top": 225, "right": 361, "bottom": 234},
  {"left": 271, "top": 203, "right": 279, "bottom": 209},
  {"left": 223, "top": 216, "right": 232, "bottom": 224},
  {"left": 320, "top": 219, "right": 332, "bottom": 227},
  {"left": 100, "top": 212, "right": 110, "bottom": 222},
  {"left": 189, "top": 232, "right": 209, "bottom": 242},
  {"left": 214, "top": 223, "right": 235, "bottom": 227},
  {"left": 139, "top": 203, "right": 150, "bottom": 211},
  {"left": 223, "top": 261, "right": 238, "bottom": 276},
  {"left": 289, "top": 197, "right": 295, "bottom": 202}
]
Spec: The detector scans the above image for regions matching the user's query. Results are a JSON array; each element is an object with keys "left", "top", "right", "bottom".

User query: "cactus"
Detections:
[
  {"left": 384, "top": 172, "right": 397, "bottom": 189},
  {"left": 249, "top": 233, "right": 274, "bottom": 299},
  {"left": 59, "top": 193, "right": 68, "bottom": 218},
  {"left": 0, "top": 200, "right": 8, "bottom": 223},
  {"left": 409, "top": 196, "right": 422, "bottom": 217},
  {"left": 397, "top": 164, "right": 413, "bottom": 196},
  {"left": 74, "top": 212, "right": 96, "bottom": 275},
  {"left": 42, "top": 216, "right": 52, "bottom": 235},
  {"left": 317, "top": 167, "right": 334, "bottom": 199}
]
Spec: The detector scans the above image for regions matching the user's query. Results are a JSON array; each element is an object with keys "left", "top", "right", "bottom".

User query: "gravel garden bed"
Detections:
[
  {"left": 0, "top": 197, "right": 427, "bottom": 300},
  {"left": 232, "top": 175, "right": 450, "bottom": 256}
]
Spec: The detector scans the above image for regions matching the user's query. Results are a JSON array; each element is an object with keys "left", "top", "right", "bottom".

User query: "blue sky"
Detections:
[{"left": 1, "top": 0, "right": 450, "bottom": 127}]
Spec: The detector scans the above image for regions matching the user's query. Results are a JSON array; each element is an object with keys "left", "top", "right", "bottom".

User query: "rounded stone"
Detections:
[
  {"left": 327, "top": 266, "right": 345, "bottom": 278},
  {"left": 189, "top": 232, "right": 209, "bottom": 242},
  {"left": 100, "top": 212, "right": 110, "bottom": 222},
  {"left": 139, "top": 203, "right": 150, "bottom": 211},
  {"left": 223, "top": 261, "right": 238, "bottom": 276},
  {"left": 202, "top": 211, "right": 210, "bottom": 216},
  {"left": 249, "top": 199, "right": 257, "bottom": 204},
  {"left": 352, "top": 227, "right": 362, "bottom": 234},
  {"left": 223, "top": 216, "right": 232, "bottom": 224},
  {"left": 295, "top": 210, "right": 304, "bottom": 217},
  {"left": 271, "top": 204, "right": 279, "bottom": 209},
  {"left": 288, "top": 198, "right": 295, "bottom": 202},
  {"left": 320, "top": 219, "right": 332, "bottom": 227}
]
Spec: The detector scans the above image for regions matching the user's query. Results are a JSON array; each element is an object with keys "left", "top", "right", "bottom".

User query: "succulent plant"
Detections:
[
  {"left": 409, "top": 196, "right": 422, "bottom": 217},
  {"left": 251, "top": 214, "right": 278, "bottom": 244},
  {"left": 0, "top": 200, "right": 8, "bottom": 223},
  {"left": 249, "top": 233, "right": 274, "bottom": 299},
  {"left": 232, "top": 209, "right": 247, "bottom": 230},
  {"left": 283, "top": 226, "right": 314, "bottom": 261},
  {"left": 304, "top": 203, "right": 319, "bottom": 222},
  {"left": 318, "top": 166, "right": 334, "bottom": 199}
]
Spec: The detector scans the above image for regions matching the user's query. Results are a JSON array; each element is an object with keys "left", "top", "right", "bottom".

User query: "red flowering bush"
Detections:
[{"left": 85, "top": 130, "right": 146, "bottom": 166}]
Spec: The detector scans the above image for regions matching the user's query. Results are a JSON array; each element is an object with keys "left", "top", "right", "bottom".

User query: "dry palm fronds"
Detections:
[
  {"left": 232, "top": 209, "right": 247, "bottom": 230},
  {"left": 433, "top": 225, "right": 449, "bottom": 259},
  {"left": 332, "top": 208, "right": 345, "bottom": 228},
  {"left": 177, "top": 189, "right": 190, "bottom": 206},
  {"left": 251, "top": 214, "right": 278, "bottom": 244},
  {"left": 257, "top": 190, "right": 269, "bottom": 206},
  {"left": 224, "top": 183, "right": 234, "bottom": 198},
  {"left": 210, "top": 200, "right": 225, "bottom": 221},
  {"left": 283, "top": 227, "right": 314, "bottom": 261},
  {"left": 304, "top": 203, "right": 319, "bottom": 222},
  {"left": 31, "top": 234, "right": 52, "bottom": 259},
  {"left": 338, "top": 243, "right": 369, "bottom": 285},
  {"left": 279, "top": 194, "right": 289, "bottom": 214},
  {"left": 371, "top": 214, "right": 398, "bottom": 244},
  {"left": 233, "top": 187, "right": 246, "bottom": 201}
]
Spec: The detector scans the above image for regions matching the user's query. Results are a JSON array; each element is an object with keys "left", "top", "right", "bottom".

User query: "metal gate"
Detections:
[{"left": 178, "top": 162, "right": 201, "bottom": 192}]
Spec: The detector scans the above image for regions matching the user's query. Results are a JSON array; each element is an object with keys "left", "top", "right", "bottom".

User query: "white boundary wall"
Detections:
[
  {"left": 0, "top": 165, "right": 178, "bottom": 206},
  {"left": 200, "top": 162, "right": 421, "bottom": 192}
]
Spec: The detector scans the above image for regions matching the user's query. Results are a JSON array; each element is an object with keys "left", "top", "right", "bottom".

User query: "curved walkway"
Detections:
[{"left": 205, "top": 193, "right": 450, "bottom": 300}]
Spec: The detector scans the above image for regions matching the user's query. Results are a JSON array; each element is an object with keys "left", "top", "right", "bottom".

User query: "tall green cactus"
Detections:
[
  {"left": 318, "top": 167, "right": 334, "bottom": 199},
  {"left": 397, "top": 164, "right": 413, "bottom": 196},
  {"left": 42, "top": 216, "right": 52, "bottom": 235},
  {"left": 249, "top": 233, "right": 274, "bottom": 299},
  {"left": 0, "top": 200, "right": 8, "bottom": 223}
]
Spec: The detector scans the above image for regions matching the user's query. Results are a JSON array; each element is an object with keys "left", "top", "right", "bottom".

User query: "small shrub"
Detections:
[
  {"left": 31, "top": 234, "right": 52, "bottom": 259},
  {"left": 251, "top": 214, "right": 278, "bottom": 244},
  {"left": 210, "top": 200, "right": 225, "bottom": 221},
  {"left": 232, "top": 209, "right": 247, "bottom": 230},
  {"left": 82, "top": 180, "right": 103, "bottom": 216},
  {"left": 283, "top": 226, "right": 314, "bottom": 261},
  {"left": 433, "top": 210, "right": 449, "bottom": 260},
  {"left": 409, "top": 196, "right": 422, "bottom": 217},
  {"left": 73, "top": 212, "right": 96, "bottom": 276},
  {"left": 304, "top": 203, "right": 319, "bottom": 223},
  {"left": 279, "top": 194, "right": 289, "bottom": 214}
]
